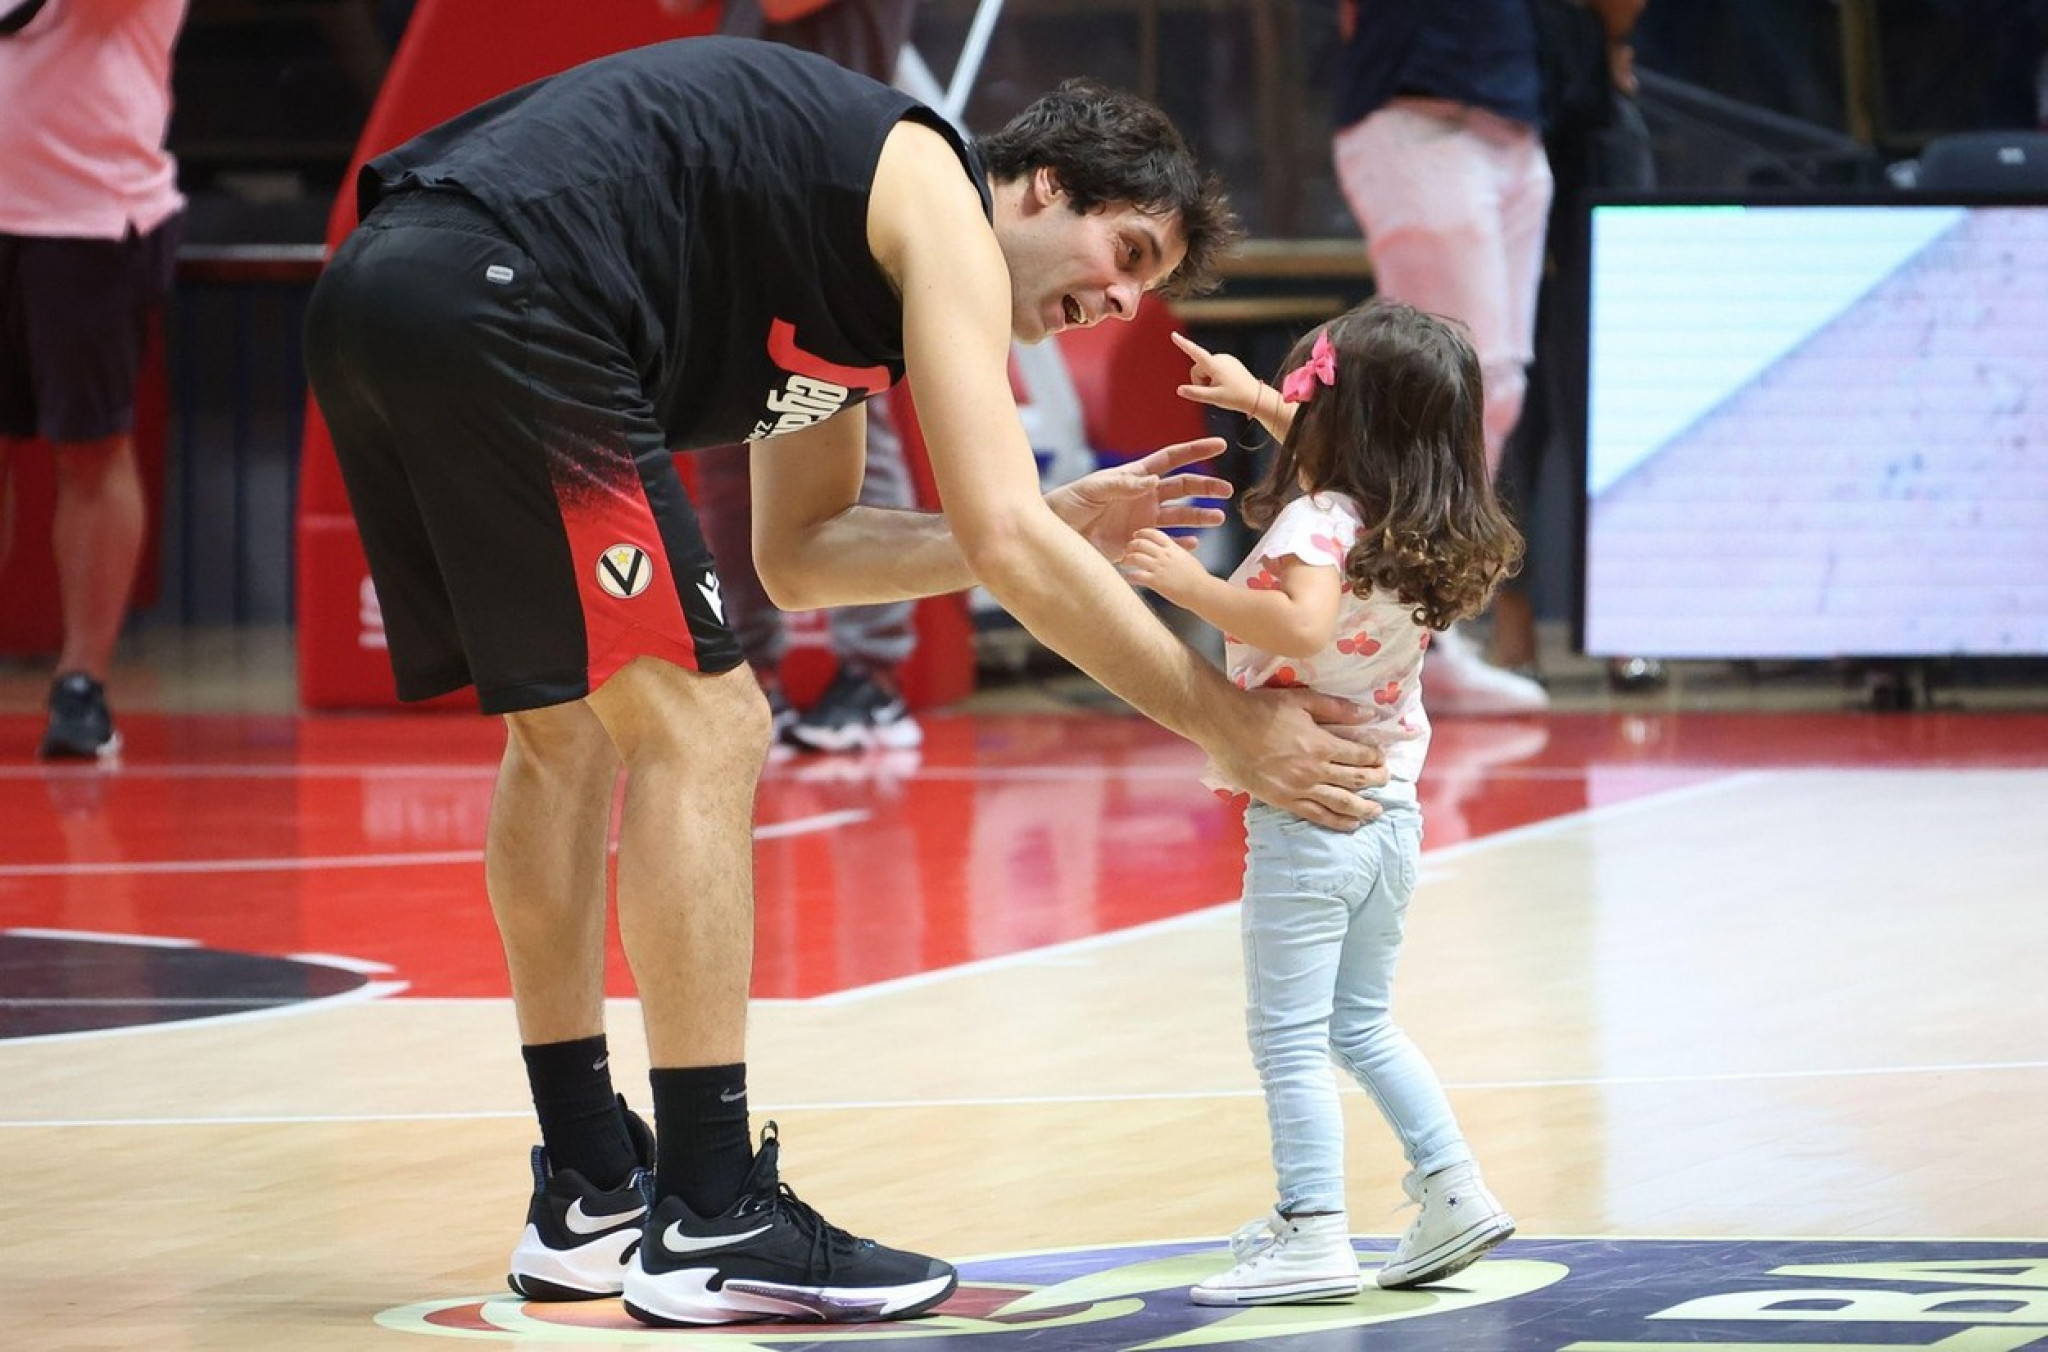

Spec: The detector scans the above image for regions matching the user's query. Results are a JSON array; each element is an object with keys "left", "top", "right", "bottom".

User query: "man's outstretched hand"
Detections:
[{"left": 1045, "top": 437, "right": 1234, "bottom": 562}]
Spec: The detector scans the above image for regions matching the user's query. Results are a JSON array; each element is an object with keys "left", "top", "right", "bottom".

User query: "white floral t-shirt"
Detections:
[{"left": 1201, "top": 491, "right": 1432, "bottom": 794}]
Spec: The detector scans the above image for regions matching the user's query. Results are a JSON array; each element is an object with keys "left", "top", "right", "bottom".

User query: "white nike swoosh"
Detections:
[
  {"left": 662, "top": 1221, "right": 773, "bottom": 1255},
  {"left": 564, "top": 1196, "right": 647, "bottom": 1237}
]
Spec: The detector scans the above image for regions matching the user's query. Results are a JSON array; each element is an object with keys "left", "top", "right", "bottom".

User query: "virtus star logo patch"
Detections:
[{"left": 597, "top": 544, "right": 653, "bottom": 599}]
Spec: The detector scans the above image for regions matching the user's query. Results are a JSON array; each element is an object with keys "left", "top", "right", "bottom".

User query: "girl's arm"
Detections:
[
  {"left": 1171, "top": 331, "right": 1296, "bottom": 444},
  {"left": 1121, "top": 528, "right": 1341, "bottom": 659}
]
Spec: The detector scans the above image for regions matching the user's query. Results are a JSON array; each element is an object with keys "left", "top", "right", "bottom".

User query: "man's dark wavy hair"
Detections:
[{"left": 974, "top": 79, "right": 1242, "bottom": 299}]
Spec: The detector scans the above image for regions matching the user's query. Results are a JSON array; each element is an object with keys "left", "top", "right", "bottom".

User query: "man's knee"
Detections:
[
  {"left": 50, "top": 434, "right": 139, "bottom": 495},
  {"left": 504, "top": 701, "right": 618, "bottom": 788},
  {"left": 588, "top": 658, "right": 772, "bottom": 772}
]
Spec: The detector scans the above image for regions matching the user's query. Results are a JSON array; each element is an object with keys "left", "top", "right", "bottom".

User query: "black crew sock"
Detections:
[
  {"left": 521, "top": 1036, "right": 638, "bottom": 1189},
  {"left": 651, "top": 1063, "right": 754, "bottom": 1217}
]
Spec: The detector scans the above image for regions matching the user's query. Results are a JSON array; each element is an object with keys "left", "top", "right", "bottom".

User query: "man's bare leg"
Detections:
[
  {"left": 587, "top": 658, "right": 955, "bottom": 1325},
  {"left": 495, "top": 697, "right": 652, "bottom": 1300},
  {"left": 580, "top": 656, "right": 769, "bottom": 1225},
  {"left": 583, "top": 656, "right": 768, "bottom": 1069},
  {"left": 491, "top": 698, "right": 621, "bottom": 1045}
]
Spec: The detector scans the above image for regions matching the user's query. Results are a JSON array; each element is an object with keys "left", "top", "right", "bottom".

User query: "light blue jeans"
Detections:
[{"left": 1240, "top": 795, "right": 1470, "bottom": 1214}]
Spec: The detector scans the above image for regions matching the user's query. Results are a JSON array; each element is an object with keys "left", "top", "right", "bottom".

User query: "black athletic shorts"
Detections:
[
  {"left": 302, "top": 191, "right": 743, "bottom": 714},
  {"left": 0, "top": 215, "right": 181, "bottom": 443}
]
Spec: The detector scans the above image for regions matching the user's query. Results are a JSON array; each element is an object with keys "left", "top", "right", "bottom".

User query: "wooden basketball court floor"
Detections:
[{"left": 3, "top": 646, "right": 2047, "bottom": 1350}]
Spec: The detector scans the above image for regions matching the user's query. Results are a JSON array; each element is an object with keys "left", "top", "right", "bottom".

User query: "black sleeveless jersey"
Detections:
[{"left": 360, "top": 37, "right": 990, "bottom": 448}]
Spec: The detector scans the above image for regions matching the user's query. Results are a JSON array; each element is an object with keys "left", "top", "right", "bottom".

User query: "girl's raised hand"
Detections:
[
  {"left": 1170, "top": 331, "right": 1263, "bottom": 417},
  {"left": 1119, "top": 526, "right": 1209, "bottom": 605}
]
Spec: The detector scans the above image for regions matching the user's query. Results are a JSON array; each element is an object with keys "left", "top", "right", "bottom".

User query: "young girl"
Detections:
[{"left": 1122, "top": 300, "right": 1522, "bottom": 1305}]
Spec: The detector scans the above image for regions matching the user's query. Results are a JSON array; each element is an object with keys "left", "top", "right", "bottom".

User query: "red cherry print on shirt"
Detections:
[
  {"left": 1373, "top": 680, "right": 1402, "bottom": 705},
  {"left": 1336, "top": 630, "right": 1383, "bottom": 657},
  {"left": 1269, "top": 667, "right": 1302, "bottom": 688},
  {"left": 1246, "top": 563, "right": 1282, "bottom": 592}
]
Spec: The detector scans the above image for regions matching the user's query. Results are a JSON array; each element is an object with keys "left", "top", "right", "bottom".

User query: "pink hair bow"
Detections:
[{"left": 1280, "top": 330, "right": 1338, "bottom": 404}]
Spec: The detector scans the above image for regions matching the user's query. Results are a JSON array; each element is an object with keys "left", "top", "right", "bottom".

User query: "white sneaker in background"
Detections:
[{"left": 1426, "top": 626, "right": 1550, "bottom": 715}]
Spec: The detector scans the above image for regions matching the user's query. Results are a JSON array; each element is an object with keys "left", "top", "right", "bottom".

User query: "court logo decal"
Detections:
[
  {"left": 375, "top": 1237, "right": 2048, "bottom": 1347},
  {"left": 598, "top": 545, "right": 654, "bottom": 599}
]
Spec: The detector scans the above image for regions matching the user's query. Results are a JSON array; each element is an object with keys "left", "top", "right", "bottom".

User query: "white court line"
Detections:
[
  {"left": 806, "top": 770, "right": 1773, "bottom": 1006},
  {"left": 0, "top": 998, "right": 322, "bottom": 1008},
  {"left": 0, "top": 809, "right": 870, "bottom": 878},
  {"left": 4, "top": 926, "right": 196, "bottom": 947},
  {"left": 0, "top": 763, "right": 499, "bottom": 780},
  {"left": 6, "top": 1055, "right": 2046, "bottom": 1130}
]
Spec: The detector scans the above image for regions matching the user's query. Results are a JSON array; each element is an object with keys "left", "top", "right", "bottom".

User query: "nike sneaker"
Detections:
[
  {"left": 623, "top": 1121, "right": 956, "bottom": 1326},
  {"left": 507, "top": 1100, "right": 656, "bottom": 1300}
]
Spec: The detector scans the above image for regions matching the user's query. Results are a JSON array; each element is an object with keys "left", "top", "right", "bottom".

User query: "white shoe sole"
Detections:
[
  {"left": 1375, "top": 1214, "right": 1516, "bottom": 1289},
  {"left": 624, "top": 1266, "right": 955, "bottom": 1325},
  {"left": 1190, "top": 1273, "right": 1363, "bottom": 1306},
  {"left": 507, "top": 1223, "right": 638, "bottom": 1300},
  {"left": 789, "top": 717, "right": 923, "bottom": 753}
]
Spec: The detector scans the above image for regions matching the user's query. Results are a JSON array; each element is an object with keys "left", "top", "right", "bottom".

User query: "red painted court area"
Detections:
[{"left": 4, "top": 709, "right": 2044, "bottom": 1000}]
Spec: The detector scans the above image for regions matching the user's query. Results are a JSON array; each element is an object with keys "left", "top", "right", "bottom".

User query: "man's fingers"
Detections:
[
  {"left": 1159, "top": 472, "right": 1233, "bottom": 502},
  {"left": 1290, "top": 787, "right": 1375, "bottom": 829},
  {"left": 1136, "top": 436, "right": 1227, "bottom": 475},
  {"left": 1154, "top": 505, "right": 1227, "bottom": 531}
]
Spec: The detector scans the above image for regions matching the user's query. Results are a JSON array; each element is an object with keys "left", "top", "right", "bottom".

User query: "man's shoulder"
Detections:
[{"left": 869, "top": 118, "right": 992, "bottom": 244}]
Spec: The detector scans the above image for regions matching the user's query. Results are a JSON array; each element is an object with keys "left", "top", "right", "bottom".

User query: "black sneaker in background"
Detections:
[
  {"left": 39, "top": 672, "right": 120, "bottom": 760},
  {"left": 788, "top": 666, "right": 922, "bottom": 754},
  {"left": 507, "top": 1099, "right": 657, "bottom": 1300},
  {"left": 624, "top": 1121, "right": 955, "bottom": 1326}
]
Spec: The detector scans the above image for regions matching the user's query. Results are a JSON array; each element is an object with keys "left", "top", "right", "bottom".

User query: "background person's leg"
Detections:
[
  {"left": 798, "top": 397, "right": 923, "bottom": 753},
  {"left": 50, "top": 432, "right": 145, "bottom": 680},
  {"left": 1334, "top": 107, "right": 1550, "bottom": 714}
]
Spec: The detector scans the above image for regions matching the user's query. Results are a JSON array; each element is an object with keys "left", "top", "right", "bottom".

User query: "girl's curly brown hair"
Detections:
[{"left": 1241, "top": 300, "right": 1523, "bottom": 631}]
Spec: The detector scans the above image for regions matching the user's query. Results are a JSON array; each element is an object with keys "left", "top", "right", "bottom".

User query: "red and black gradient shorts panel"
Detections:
[{"left": 303, "top": 192, "right": 742, "bottom": 716}]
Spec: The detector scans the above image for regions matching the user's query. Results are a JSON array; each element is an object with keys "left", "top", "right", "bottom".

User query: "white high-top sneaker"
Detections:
[
  {"left": 1191, "top": 1211, "right": 1362, "bottom": 1306},
  {"left": 1375, "top": 1162, "right": 1516, "bottom": 1289},
  {"left": 1225, "top": 1207, "right": 1287, "bottom": 1261},
  {"left": 1425, "top": 625, "right": 1549, "bottom": 714}
]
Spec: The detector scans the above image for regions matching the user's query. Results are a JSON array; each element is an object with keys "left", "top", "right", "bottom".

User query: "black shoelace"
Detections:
[{"left": 769, "top": 1180, "right": 870, "bottom": 1278}]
